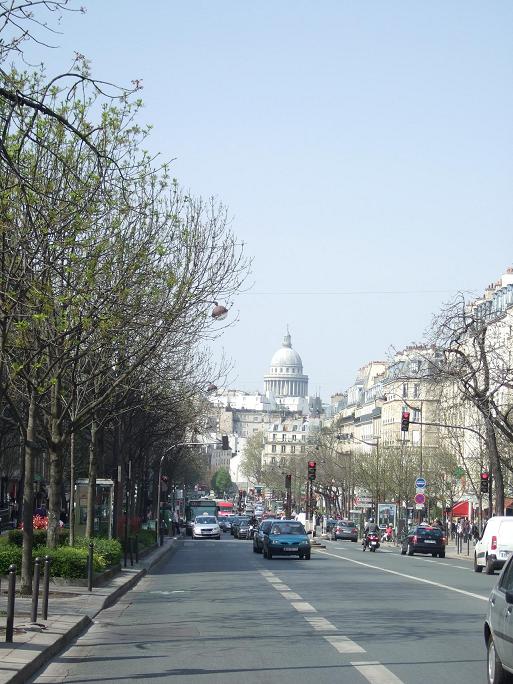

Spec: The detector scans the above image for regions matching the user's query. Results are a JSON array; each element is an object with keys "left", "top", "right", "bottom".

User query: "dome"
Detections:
[{"left": 270, "top": 332, "right": 303, "bottom": 371}]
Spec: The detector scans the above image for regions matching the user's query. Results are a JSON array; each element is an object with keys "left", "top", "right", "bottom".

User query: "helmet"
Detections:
[{"left": 368, "top": 517, "right": 374, "bottom": 523}]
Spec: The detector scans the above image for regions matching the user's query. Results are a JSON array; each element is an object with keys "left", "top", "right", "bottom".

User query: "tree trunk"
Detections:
[
  {"left": 20, "top": 391, "right": 35, "bottom": 594},
  {"left": 47, "top": 380, "right": 63, "bottom": 549},
  {"left": 69, "top": 431, "right": 75, "bottom": 546},
  {"left": 485, "top": 419, "right": 504, "bottom": 515},
  {"left": 85, "top": 417, "right": 97, "bottom": 538}
]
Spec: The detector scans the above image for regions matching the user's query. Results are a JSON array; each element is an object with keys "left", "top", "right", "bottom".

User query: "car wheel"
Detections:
[
  {"left": 488, "top": 633, "right": 508, "bottom": 684},
  {"left": 305, "top": 551, "right": 311, "bottom": 560},
  {"left": 352, "top": 539, "right": 357, "bottom": 542},
  {"left": 299, "top": 552, "right": 304, "bottom": 559},
  {"left": 486, "top": 556, "right": 495, "bottom": 575},
  {"left": 401, "top": 546, "right": 406, "bottom": 555},
  {"left": 407, "top": 544, "right": 414, "bottom": 556},
  {"left": 474, "top": 554, "right": 483, "bottom": 572},
  {"left": 439, "top": 551, "right": 445, "bottom": 558},
  {"left": 432, "top": 553, "right": 437, "bottom": 557}
]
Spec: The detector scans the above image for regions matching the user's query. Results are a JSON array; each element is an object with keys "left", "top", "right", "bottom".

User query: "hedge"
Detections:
[
  {"left": 0, "top": 545, "right": 106, "bottom": 579},
  {"left": 8, "top": 529, "right": 67, "bottom": 548},
  {"left": 73, "top": 537, "right": 122, "bottom": 567}
]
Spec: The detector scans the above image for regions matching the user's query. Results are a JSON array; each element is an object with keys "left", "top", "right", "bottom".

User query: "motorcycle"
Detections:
[
  {"left": 362, "top": 533, "right": 380, "bottom": 552},
  {"left": 248, "top": 524, "right": 257, "bottom": 540}
]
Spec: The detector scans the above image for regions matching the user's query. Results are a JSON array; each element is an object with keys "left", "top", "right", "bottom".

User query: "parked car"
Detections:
[
  {"left": 262, "top": 520, "right": 311, "bottom": 560},
  {"left": 331, "top": 520, "right": 358, "bottom": 542},
  {"left": 475, "top": 516, "right": 513, "bottom": 575},
  {"left": 192, "top": 515, "right": 221, "bottom": 540},
  {"left": 400, "top": 525, "right": 445, "bottom": 558},
  {"left": 484, "top": 551, "right": 513, "bottom": 683},
  {"left": 253, "top": 519, "right": 278, "bottom": 554}
]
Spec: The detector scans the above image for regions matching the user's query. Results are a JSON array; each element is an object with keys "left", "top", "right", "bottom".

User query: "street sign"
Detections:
[
  {"left": 414, "top": 493, "right": 426, "bottom": 505},
  {"left": 415, "top": 503, "right": 424, "bottom": 510},
  {"left": 415, "top": 477, "right": 426, "bottom": 489}
]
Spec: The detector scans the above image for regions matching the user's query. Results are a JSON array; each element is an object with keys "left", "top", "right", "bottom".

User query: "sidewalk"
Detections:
[{"left": 0, "top": 534, "right": 183, "bottom": 684}]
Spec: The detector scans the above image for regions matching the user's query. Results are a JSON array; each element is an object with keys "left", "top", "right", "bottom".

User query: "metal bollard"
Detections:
[
  {"left": 129, "top": 537, "right": 133, "bottom": 567},
  {"left": 135, "top": 535, "right": 139, "bottom": 563},
  {"left": 5, "top": 564, "right": 16, "bottom": 642},
  {"left": 31, "top": 557, "right": 41, "bottom": 623},
  {"left": 467, "top": 535, "right": 470, "bottom": 556},
  {"left": 42, "top": 556, "right": 51, "bottom": 620},
  {"left": 87, "top": 543, "right": 94, "bottom": 592}
]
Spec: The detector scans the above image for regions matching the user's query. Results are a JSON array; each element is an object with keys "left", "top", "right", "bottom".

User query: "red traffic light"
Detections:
[
  {"left": 401, "top": 411, "right": 410, "bottom": 432},
  {"left": 308, "top": 460, "right": 316, "bottom": 468},
  {"left": 480, "top": 472, "right": 489, "bottom": 480}
]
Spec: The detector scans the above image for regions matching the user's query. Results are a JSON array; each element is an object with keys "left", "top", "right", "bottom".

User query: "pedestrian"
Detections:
[{"left": 173, "top": 510, "right": 180, "bottom": 537}]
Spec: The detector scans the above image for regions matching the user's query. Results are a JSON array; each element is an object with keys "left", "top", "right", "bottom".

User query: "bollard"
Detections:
[
  {"left": 467, "top": 535, "right": 470, "bottom": 556},
  {"left": 31, "top": 557, "right": 41, "bottom": 623},
  {"left": 42, "top": 556, "right": 51, "bottom": 620},
  {"left": 123, "top": 535, "right": 127, "bottom": 568},
  {"left": 5, "top": 564, "right": 16, "bottom": 642},
  {"left": 135, "top": 535, "right": 139, "bottom": 563},
  {"left": 87, "top": 543, "right": 94, "bottom": 592},
  {"left": 129, "top": 537, "right": 134, "bottom": 567}
]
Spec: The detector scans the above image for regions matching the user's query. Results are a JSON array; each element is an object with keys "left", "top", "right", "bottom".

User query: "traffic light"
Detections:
[
  {"left": 480, "top": 471, "right": 490, "bottom": 494},
  {"left": 221, "top": 435, "right": 229, "bottom": 450},
  {"left": 401, "top": 411, "right": 410, "bottom": 432},
  {"left": 308, "top": 460, "right": 316, "bottom": 481}
]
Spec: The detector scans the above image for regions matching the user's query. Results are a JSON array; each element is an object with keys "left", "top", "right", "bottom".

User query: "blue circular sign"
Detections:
[{"left": 415, "top": 477, "right": 426, "bottom": 488}]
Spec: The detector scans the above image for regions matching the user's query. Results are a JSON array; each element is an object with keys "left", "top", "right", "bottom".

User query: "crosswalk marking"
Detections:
[
  {"left": 324, "top": 635, "right": 365, "bottom": 654},
  {"left": 351, "top": 662, "right": 405, "bottom": 684}
]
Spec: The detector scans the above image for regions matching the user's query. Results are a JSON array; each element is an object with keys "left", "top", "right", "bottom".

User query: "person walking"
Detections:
[{"left": 159, "top": 517, "right": 167, "bottom": 546}]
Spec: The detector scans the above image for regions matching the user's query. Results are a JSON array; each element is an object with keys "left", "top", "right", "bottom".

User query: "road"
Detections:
[{"left": 31, "top": 535, "right": 495, "bottom": 683}]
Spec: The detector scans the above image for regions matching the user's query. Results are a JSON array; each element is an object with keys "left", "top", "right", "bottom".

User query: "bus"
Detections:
[
  {"left": 185, "top": 498, "right": 218, "bottom": 536},
  {"left": 215, "top": 500, "right": 235, "bottom": 517}
]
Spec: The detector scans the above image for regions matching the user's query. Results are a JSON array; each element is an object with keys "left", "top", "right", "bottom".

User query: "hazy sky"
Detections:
[{"left": 31, "top": 1, "right": 513, "bottom": 399}]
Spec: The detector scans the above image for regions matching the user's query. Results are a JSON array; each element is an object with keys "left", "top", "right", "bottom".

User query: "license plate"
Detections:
[
  {"left": 425, "top": 540, "right": 435, "bottom": 543},
  {"left": 286, "top": 547, "right": 298, "bottom": 552}
]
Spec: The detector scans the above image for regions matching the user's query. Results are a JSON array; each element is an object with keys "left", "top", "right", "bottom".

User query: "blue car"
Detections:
[{"left": 262, "top": 520, "right": 311, "bottom": 560}]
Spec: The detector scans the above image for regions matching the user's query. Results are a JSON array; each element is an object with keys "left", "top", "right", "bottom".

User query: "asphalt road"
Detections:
[{"left": 31, "top": 535, "right": 497, "bottom": 683}]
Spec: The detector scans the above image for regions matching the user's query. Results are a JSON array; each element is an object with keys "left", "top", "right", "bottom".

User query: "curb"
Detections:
[{"left": 0, "top": 537, "right": 183, "bottom": 683}]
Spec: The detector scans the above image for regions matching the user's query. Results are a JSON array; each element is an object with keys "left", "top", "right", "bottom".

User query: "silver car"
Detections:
[
  {"left": 192, "top": 515, "right": 221, "bottom": 540},
  {"left": 484, "top": 552, "right": 513, "bottom": 683}
]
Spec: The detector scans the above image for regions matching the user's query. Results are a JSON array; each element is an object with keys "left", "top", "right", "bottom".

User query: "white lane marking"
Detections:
[
  {"left": 291, "top": 601, "right": 316, "bottom": 612},
  {"left": 340, "top": 545, "right": 472, "bottom": 570},
  {"left": 318, "top": 550, "right": 488, "bottom": 602},
  {"left": 351, "top": 661, "right": 404, "bottom": 684},
  {"left": 259, "top": 570, "right": 275, "bottom": 577},
  {"left": 304, "top": 616, "right": 338, "bottom": 631},
  {"left": 324, "top": 635, "right": 365, "bottom": 654},
  {"left": 272, "top": 583, "right": 290, "bottom": 591},
  {"left": 265, "top": 577, "right": 282, "bottom": 584},
  {"left": 279, "top": 591, "right": 302, "bottom": 600}
]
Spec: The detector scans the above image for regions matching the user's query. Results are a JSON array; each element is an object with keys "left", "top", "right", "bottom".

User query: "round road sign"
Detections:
[
  {"left": 414, "top": 493, "right": 426, "bottom": 505},
  {"left": 415, "top": 477, "right": 426, "bottom": 488}
]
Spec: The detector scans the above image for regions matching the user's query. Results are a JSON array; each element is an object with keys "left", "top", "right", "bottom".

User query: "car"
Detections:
[
  {"left": 331, "top": 520, "right": 358, "bottom": 542},
  {"left": 325, "top": 518, "right": 338, "bottom": 533},
  {"left": 253, "top": 519, "right": 279, "bottom": 553},
  {"left": 475, "top": 516, "right": 513, "bottom": 575},
  {"left": 219, "top": 515, "right": 236, "bottom": 532},
  {"left": 192, "top": 515, "right": 221, "bottom": 540},
  {"left": 400, "top": 525, "right": 445, "bottom": 557},
  {"left": 262, "top": 520, "right": 311, "bottom": 560},
  {"left": 230, "top": 516, "right": 243, "bottom": 536},
  {"left": 235, "top": 518, "right": 252, "bottom": 539},
  {"left": 232, "top": 516, "right": 251, "bottom": 538},
  {"left": 484, "top": 551, "right": 513, "bottom": 683}
]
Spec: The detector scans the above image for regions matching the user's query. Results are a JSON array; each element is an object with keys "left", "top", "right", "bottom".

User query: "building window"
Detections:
[
  {"left": 272, "top": 434, "right": 276, "bottom": 441},
  {"left": 413, "top": 409, "right": 421, "bottom": 422},
  {"left": 280, "top": 457, "right": 285, "bottom": 465},
  {"left": 402, "top": 383, "right": 408, "bottom": 398},
  {"left": 281, "top": 445, "right": 286, "bottom": 453},
  {"left": 271, "top": 457, "right": 276, "bottom": 464},
  {"left": 302, "top": 424, "right": 306, "bottom": 431},
  {"left": 282, "top": 434, "right": 286, "bottom": 441},
  {"left": 302, "top": 435, "right": 306, "bottom": 441},
  {"left": 292, "top": 434, "right": 297, "bottom": 441},
  {"left": 293, "top": 425, "right": 298, "bottom": 431},
  {"left": 291, "top": 445, "right": 296, "bottom": 453},
  {"left": 300, "top": 446, "right": 305, "bottom": 453},
  {"left": 273, "top": 424, "right": 278, "bottom": 431},
  {"left": 271, "top": 445, "right": 276, "bottom": 453},
  {"left": 413, "top": 384, "right": 420, "bottom": 399}
]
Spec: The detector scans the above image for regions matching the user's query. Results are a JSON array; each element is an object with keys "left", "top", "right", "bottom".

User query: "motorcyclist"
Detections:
[{"left": 363, "top": 517, "right": 379, "bottom": 549}]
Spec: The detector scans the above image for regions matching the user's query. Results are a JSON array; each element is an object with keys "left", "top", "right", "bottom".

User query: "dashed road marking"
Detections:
[
  {"left": 272, "top": 583, "right": 290, "bottom": 591},
  {"left": 324, "top": 635, "right": 366, "bottom": 654},
  {"left": 318, "top": 549, "right": 488, "bottom": 601},
  {"left": 265, "top": 577, "right": 282, "bottom": 584},
  {"left": 291, "top": 601, "right": 316, "bottom": 612},
  {"left": 351, "top": 661, "right": 404, "bottom": 684},
  {"left": 259, "top": 570, "right": 275, "bottom": 577},
  {"left": 279, "top": 591, "right": 302, "bottom": 600},
  {"left": 304, "top": 616, "right": 338, "bottom": 631}
]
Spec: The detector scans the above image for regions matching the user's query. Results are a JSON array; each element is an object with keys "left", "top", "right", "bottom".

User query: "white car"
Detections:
[
  {"left": 192, "top": 515, "right": 221, "bottom": 540},
  {"left": 475, "top": 516, "right": 513, "bottom": 574}
]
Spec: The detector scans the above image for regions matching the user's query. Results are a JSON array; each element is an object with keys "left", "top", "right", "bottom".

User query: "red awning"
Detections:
[{"left": 452, "top": 500, "right": 471, "bottom": 517}]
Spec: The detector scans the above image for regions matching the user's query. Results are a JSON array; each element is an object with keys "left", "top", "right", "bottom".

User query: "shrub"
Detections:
[
  {"left": 36, "top": 546, "right": 106, "bottom": 579},
  {"left": 8, "top": 529, "right": 67, "bottom": 547},
  {"left": 135, "top": 528, "right": 156, "bottom": 549},
  {"left": 73, "top": 537, "right": 122, "bottom": 567},
  {"left": 0, "top": 546, "right": 22, "bottom": 574}
]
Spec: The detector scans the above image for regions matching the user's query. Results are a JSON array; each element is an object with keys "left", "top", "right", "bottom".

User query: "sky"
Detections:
[{"left": 26, "top": 1, "right": 513, "bottom": 400}]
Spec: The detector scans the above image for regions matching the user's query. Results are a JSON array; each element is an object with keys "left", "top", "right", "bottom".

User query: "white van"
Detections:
[{"left": 474, "top": 516, "right": 513, "bottom": 574}]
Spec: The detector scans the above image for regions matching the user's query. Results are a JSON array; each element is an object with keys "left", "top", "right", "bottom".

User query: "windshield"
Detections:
[
  {"left": 195, "top": 516, "right": 217, "bottom": 524},
  {"left": 415, "top": 527, "right": 442, "bottom": 537},
  {"left": 270, "top": 522, "right": 306, "bottom": 535}
]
